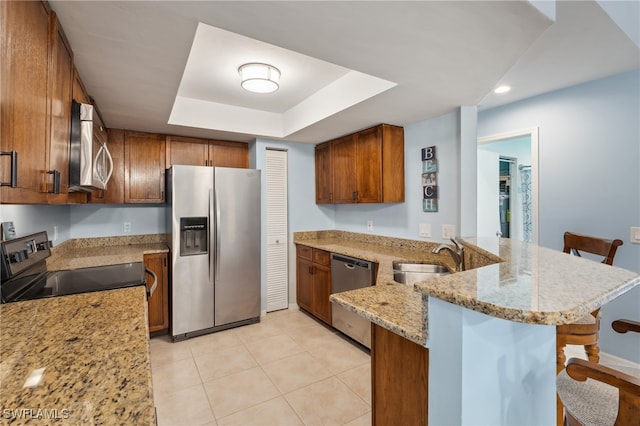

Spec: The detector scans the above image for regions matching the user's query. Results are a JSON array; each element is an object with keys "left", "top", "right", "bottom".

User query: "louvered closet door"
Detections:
[{"left": 265, "top": 149, "right": 289, "bottom": 312}]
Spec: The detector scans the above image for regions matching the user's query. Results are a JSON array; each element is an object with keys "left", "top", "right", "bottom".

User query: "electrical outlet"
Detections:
[
  {"left": 631, "top": 227, "right": 640, "bottom": 244},
  {"left": 419, "top": 223, "right": 431, "bottom": 237},
  {"left": 442, "top": 224, "right": 456, "bottom": 239},
  {"left": 367, "top": 220, "right": 374, "bottom": 231},
  {"left": 123, "top": 222, "right": 132, "bottom": 233}
]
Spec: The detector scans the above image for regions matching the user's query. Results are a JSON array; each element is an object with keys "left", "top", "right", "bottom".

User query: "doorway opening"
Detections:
[{"left": 477, "top": 127, "right": 538, "bottom": 243}]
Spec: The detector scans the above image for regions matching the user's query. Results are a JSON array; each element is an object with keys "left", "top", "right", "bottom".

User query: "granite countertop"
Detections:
[
  {"left": 296, "top": 231, "right": 640, "bottom": 346},
  {"left": 47, "top": 234, "right": 169, "bottom": 271},
  {"left": 0, "top": 286, "right": 155, "bottom": 424}
]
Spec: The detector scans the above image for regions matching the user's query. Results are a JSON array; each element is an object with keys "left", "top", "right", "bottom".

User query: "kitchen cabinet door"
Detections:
[
  {"left": 124, "top": 131, "right": 166, "bottom": 203},
  {"left": 315, "top": 142, "right": 332, "bottom": 204},
  {"left": 100, "top": 128, "right": 125, "bottom": 204},
  {"left": 145, "top": 252, "right": 169, "bottom": 334},
  {"left": 372, "top": 323, "right": 428, "bottom": 425},
  {"left": 312, "top": 264, "right": 332, "bottom": 324},
  {"left": 330, "top": 135, "right": 357, "bottom": 203},
  {"left": 355, "top": 126, "right": 383, "bottom": 203},
  {"left": 296, "top": 257, "right": 314, "bottom": 314},
  {"left": 0, "top": 1, "right": 50, "bottom": 204},
  {"left": 46, "top": 14, "right": 73, "bottom": 204},
  {"left": 166, "top": 136, "right": 209, "bottom": 166},
  {"left": 209, "top": 140, "right": 248, "bottom": 168}
]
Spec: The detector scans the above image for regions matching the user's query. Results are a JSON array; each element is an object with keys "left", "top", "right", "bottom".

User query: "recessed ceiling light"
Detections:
[
  {"left": 238, "top": 63, "right": 281, "bottom": 94},
  {"left": 494, "top": 85, "right": 511, "bottom": 94}
]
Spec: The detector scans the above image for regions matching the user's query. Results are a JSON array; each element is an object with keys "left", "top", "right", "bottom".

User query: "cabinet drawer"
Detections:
[
  {"left": 312, "top": 249, "right": 331, "bottom": 266},
  {"left": 296, "top": 245, "right": 313, "bottom": 260}
]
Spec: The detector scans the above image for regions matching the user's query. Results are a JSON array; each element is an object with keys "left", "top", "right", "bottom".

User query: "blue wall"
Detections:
[{"left": 478, "top": 69, "right": 640, "bottom": 362}]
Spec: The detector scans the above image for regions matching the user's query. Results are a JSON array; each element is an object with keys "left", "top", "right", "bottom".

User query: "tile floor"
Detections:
[
  {"left": 150, "top": 308, "right": 640, "bottom": 426},
  {"left": 150, "top": 309, "right": 371, "bottom": 426}
]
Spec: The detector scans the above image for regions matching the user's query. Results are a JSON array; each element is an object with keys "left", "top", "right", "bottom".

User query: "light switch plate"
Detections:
[
  {"left": 123, "top": 222, "right": 132, "bottom": 233},
  {"left": 631, "top": 227, "right": 640, "bottom": 244},
  {"left": 419, "top": 223, "right": 431, "bottom": 237},
  {"left": 442, "top": 224, "right": 456, "bottom": 239}
]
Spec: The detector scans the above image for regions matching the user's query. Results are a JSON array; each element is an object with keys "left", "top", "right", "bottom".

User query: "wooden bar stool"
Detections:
[
  {"left": 557, "top": 320, "right": 640, "bottom": 426},
  {"left": 556, "top": 232, "right": 623, "bottom": 425}
]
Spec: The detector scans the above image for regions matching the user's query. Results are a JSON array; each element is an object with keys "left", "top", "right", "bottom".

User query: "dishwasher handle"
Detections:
[{"left": 331, "top": 254, "right": 371, "bottom": 269}]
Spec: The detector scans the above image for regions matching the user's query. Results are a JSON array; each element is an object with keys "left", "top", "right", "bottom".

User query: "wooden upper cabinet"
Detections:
[
  {"left": 46, "top": 13, "right": 73, "bottom": 203},
  {"left": 167, "top": 137, "right": 248, "bottom": 168},
  {"left": 209, "top": 141, "right": 248, "bottom": 168},
  {"left": 166, "top": 136, "right": 209, "bottom": 166},
  {"left": 124, "top": 131, "right": 166, "bottom": 203},
  {"left": 315, "top": 142, "right": 332, "bottom": 204},
  {"left": 331, "top": 135, "right": 357, "bottom": 203},
  {"left": 316, "top": 124, "right": 404, "bottom": 204},
  {"left": 0, "top": 1, "right": 51, "bottom": 203},
  {"left": 72, "top": 67, "right": 90, "bottom": 104}
]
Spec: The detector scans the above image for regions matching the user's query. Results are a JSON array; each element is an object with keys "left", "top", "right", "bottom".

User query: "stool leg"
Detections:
[{"left": 585, "top": 343, "right": 600, "bottom": 363}]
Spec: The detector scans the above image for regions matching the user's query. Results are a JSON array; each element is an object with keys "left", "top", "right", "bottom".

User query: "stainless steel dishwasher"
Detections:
[{"left": 331, "top": 253, "right": 375, "bottom": 349}]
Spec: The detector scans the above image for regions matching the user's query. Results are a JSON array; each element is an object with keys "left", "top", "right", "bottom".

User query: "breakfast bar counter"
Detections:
[
  {"left": 296, "top": 230, "right": 640, "bottom": 425},
  {"left": 0, "top": 286, "right": 155, "bottom": 425}
]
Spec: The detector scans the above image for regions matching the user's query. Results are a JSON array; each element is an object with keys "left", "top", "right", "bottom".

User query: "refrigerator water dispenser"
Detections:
[{"left": 179, "top": 217, "right": 208, "bottom": 256}]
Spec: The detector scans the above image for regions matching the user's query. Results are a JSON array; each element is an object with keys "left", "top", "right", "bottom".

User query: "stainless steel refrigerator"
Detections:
[{"left": 167, "top": 165, "right": 261, "bottom": 341}]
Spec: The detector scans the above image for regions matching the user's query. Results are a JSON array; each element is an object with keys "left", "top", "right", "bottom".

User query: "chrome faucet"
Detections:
[{"left": 432, "top": 238, "right": 465, "bottom": 272}]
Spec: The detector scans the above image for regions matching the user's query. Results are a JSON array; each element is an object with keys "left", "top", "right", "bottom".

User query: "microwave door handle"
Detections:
[
  {"left": 94, "top": 144, "right": 104, "bottom": 182},
  {"left": 102, "top": 143, "right": 113, "bottom": 186}
]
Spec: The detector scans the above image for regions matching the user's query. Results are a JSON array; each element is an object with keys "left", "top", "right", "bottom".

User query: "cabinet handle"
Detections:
[
  {"left": 352, "top": 191, "right": 357, "bottom": 201},
  {"left": 163, "top": 257, "right": 167, "bottom": 267},
  {"left": 47, "top": 170, "right": 60, "bottom": 194},
  {"left": 308, "top": 265, "right": 313, "bottom": 275},
  {"left": 0, "top": 151, "right": 18, "bottom": 187}
]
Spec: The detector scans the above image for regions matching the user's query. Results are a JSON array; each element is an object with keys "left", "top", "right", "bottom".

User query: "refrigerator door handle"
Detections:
[
  {"left": 209, "top": 188, "right": 215, "bottom": 283},
  {"left": 215, "top": 188, "right": 221, "bottom": 281}
]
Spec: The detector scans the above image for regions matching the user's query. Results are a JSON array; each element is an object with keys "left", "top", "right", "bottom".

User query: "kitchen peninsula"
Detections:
[{"left": 296, "top": 231, "right": 640, "bottom": 425}]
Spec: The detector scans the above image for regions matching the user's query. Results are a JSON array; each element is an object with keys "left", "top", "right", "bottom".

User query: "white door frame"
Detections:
[{"left": 477, "top": 127, "right": 539, "bottom": 244}]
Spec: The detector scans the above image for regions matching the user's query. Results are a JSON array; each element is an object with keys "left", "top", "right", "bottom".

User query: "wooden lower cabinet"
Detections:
[
  {"left": 295, "top": 245, "right": 332, "bottom": 325},
  {"left": 144, "top": 252, "right": 169, "bottom": 334},
  {"left": 372, "top": 324, "right": 429, "bottom": 425}
]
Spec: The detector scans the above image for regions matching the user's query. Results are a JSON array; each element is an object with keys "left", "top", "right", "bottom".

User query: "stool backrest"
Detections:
[{"left": 563, "top": 232, "right": 623, "bottom": 266}]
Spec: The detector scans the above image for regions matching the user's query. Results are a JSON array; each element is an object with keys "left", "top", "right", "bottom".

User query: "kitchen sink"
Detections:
[{"left": 392, "top": 261, "right": 451, "bottom": 285}]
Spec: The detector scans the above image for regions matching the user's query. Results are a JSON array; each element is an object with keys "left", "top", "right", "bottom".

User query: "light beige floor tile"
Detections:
[
  {"left": 305, "top": 336, "right": 370, "bottom": 374},
  {"left": 193, "top": 344, "right": 258, "bottom": 382},
  {"left": 245, "top": 334, "right": 305, "bottom": 365},
  {"left": 203, "top": 367, "right": 281, "bottom": 419},
  {"left": 152, "top": 357, "right": 202, "bottom": 396},
  {"left": 154, "top": 383, "right": 215, "bottom": 426},
  {"left": 287, "top": 322, "right": 341, "bottom": 350},
  {"left": 262, "top": 352, "right": 333, "bottom": 394},
  {"left": 337, "top": 363, "right": 371, "bottom": 405},
  {"left": 150, "top": 336, "right": 193, "bottom": 371},
  {"left": 190, "top": 328, "right": 244, "bottom": 358},
  {"left": 234, "top": 320, "right": 287, "bottom": 344},
  {"left": 217, "top": 396, "right": 303, "bottom": 426},
  {"left": 285, "top": 377, "right": 370, "bottom": 425},
  {"left": 344, "top": 411, "right": 371, "bottom": 425},
  {"left": 264, "top": 309, "right": 320, "bottom": 333}
]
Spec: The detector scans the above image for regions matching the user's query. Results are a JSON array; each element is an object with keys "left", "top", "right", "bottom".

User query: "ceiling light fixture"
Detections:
[
  {"left": 238, "top": 63, "right": 281, "bottom": 94},
  {"left": 494, "top": 85, "right": 511, "bottom": 94}
]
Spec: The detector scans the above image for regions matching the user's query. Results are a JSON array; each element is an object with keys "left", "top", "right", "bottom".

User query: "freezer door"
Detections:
[
  {"left": 170, "top": 165, "right": 215, "bottom": 336},
  {"left": 213, "top": 168, "right": 261, "bottom": 326}
]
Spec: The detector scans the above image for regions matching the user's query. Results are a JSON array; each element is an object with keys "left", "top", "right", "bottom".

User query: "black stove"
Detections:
[{"left": 1, "top": 231, "right": 148, "bottom": 303}]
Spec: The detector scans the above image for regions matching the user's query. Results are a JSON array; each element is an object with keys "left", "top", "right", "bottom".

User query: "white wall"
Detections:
[
  {"left": 333, "top": 111, "right": 462, "bottom": 242},
  {"left": 478, "top": 69, "right": 640, "bottom": 362}
]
